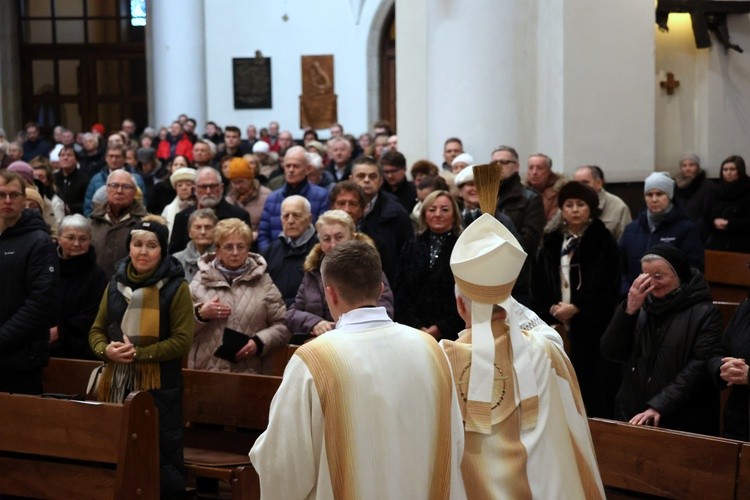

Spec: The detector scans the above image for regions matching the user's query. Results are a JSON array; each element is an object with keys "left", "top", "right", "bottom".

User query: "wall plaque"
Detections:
[
  {"left": 233, "top": 56, "right": 272, "bottom": 109},
  {"left": 299, "top": 55, "right": 337, "bottom": 129}
]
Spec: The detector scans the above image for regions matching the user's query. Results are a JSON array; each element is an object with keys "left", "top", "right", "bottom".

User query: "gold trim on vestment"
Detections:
[{"left": 454, "top": 276, "right": 515, "bottom": 304}]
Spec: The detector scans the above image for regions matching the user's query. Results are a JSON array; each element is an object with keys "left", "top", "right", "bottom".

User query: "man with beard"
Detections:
[{"left": 168, "top": 167, "right": 250, "bottom": 253}]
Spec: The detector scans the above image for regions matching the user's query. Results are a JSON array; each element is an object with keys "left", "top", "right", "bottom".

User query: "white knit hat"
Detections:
[
  {"left": 170, "top": 167, "right": 196, "bottom": 188},
  {"left": 452, "top": 153, "right": 475, "bottom": 168}
]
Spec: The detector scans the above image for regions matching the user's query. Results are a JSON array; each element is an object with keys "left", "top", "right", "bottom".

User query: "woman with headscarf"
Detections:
[
  {"left": 706, "top": 155, "right": 750, "bottom": 252},
  {"left": 601, "top": 244, "right": 722, "bottom": 435},
  {"left": 619, "top": 172, "right": 704, "bottom": 295},
  {"left": 531, "top": 181, "right": 621, "bottom": 417},
  {"left": 89, "top": 218, "right": 193, "bottom": 495}
]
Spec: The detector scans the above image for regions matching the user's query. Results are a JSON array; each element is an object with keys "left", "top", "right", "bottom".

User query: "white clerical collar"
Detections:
[{"left": 335, "top": 307, "right": 391, "bottom": 332}]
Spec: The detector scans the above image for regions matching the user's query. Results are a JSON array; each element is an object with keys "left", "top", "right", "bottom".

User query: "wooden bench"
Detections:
[
  {"left": 589, "top": 417, "right": 742, "bottom": 499},
  {"left": 705, "top": 249, "right": 750, "bottom": 303},
  {"left": 0, "top": 390, "right": 159, "bottom": 499},
  {"left": 42, "top": 356, "right": 102, "bottom": 397},
  {"left": 182, "top": 369, "right": 283, "bottom": 500}
]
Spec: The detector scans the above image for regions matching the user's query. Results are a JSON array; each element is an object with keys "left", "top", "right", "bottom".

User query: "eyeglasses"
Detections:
[
  {"left": 220, "top": 243, "right": 248, "bottom": 253},
  {"left": 106, "top": 183, "right": 135, "bottom": 191},
  {"left": 0, "top": 191, "right": 24, "bottom": 201},
  {"left": 491, "top": 159, "right": 518, "bottom": 166},
  {"left": 61, "top": 234, "right": 90, "bottom": 244},
  {"left": 195, "top": 183, "right": 222, "bottom": 191},
  {"left": 647, "top": 273, "right": 670, "bottom": 283}
]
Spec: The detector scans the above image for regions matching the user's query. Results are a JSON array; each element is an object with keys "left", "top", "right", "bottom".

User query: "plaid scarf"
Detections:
[{"left": 98, "top": 268, "right": 165, "bottom": 403}]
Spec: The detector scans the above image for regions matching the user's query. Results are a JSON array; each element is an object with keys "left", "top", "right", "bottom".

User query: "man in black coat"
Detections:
[
  {"left": 169, "top": 167, "right": 250, "bottom": 253},
  {"left": 262, "top": 195, "right": 318, "bottom": 307},
  {"left": 0, "top": 171, "right": 59, "bottom": 394},
  {"left": 352, "top": 157, "right": 413, "bottom": 287},
  {"left": 54, "top": 145, "right": 89, "bottom": 215},
  {"left": 491, "top": 145, "right": 546, "bottom": 305},
  {"left": 380, "top": 150, "right": 417, "bottom": 213}
]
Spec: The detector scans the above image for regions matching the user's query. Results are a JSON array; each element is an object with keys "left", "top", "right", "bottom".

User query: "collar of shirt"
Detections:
[
  {"left": 336, "top": 306, "right": 391, "bottom": 332},
  {"left": 364, "top": 194, "right": 378, "bottom": 216}
]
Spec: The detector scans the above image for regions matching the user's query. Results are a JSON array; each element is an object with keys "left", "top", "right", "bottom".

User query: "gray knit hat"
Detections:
[{"left": 644, "top": 172, "right": 674, "bottom": 199}]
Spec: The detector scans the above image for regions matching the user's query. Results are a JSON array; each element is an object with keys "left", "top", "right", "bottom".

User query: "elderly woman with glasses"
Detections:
[
  {"left": 50, "top": 215, "right": 107, "bottom": 359},
  {"left": 601, "top": 244, "right": 722, "bottom": 435},
  {"left": 189, "top": 218, "right": 290, "bottom": 373}
]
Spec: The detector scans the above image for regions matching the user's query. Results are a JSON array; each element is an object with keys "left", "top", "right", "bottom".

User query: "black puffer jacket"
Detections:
[
  {"left": 601, "top": 270, "right": 722, "bottom": 435},
  {"left": 0, "top": 209, "right": 59, "bottom": 370}
]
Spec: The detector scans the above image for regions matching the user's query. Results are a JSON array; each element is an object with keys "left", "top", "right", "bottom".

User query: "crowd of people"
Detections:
[{"left": 2, "top": 115, "right": 750, "bottom": 494}]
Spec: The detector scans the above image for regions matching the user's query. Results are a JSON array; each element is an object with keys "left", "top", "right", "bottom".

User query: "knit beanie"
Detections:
[
  {"left": 644, "top": 172, "right": 674, "bottom": 199},
  {"left": 679, "top": 153, "right": 700, "bottom": 167},
  {"left": 24, "top": 187, "right": 45, "bottom": 210},
  {"left": 227, "top": 157, "right": 255, "bottom": 180},
  {"left": 127, "top": 220, "right": 170, "bottom": 258},
  {"left": 643, "top": 243, "right": 692, "bottom": 284},
  {"left": 7, "top": 161, "right": 34, "bottom": 183}
]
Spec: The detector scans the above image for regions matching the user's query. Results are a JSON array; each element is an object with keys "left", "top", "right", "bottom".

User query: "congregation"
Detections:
[{"left": 2, "top": 116, "right": 750, "bottom": 495}]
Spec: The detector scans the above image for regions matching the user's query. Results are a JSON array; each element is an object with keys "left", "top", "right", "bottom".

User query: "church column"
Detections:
[
  {"left": 0, "top": 1, "right": 21, "bottom": 135},
  {"left": 397, "top": 0, "right": 655, "bottom": 182},
  {"left": 148, "top": 0, "right": 206, "bottom": 130}
]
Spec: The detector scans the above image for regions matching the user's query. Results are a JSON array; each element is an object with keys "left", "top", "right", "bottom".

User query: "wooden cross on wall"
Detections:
[
  {"left": 656, "top": 0, "right": 750, "bottom": 53},
  {"left": 660, "top": 72, "right": 681, "bottom": 94}
]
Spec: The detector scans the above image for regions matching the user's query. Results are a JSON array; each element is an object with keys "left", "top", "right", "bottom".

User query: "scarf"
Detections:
[
  {"left": 647, "top": 203, "right": 673, "bottom": 232},
  {"left": 97, "top": 265, "right": 164, "bottom": 403}
]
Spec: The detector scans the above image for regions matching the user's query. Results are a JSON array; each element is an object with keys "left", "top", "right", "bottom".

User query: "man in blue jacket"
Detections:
[
  {"left": 0, "top": 171, "right": 59, "bottom": 394},
  {"left": 257, "top": 146, "right": 329, "bottom": 252}
]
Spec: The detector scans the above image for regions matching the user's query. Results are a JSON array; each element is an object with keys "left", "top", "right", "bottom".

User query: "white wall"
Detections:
[
  {"left": 655, "top": 13, "right": 750, "bottom": 178},
  {"left": 202, "top": 0, "right": 385, "bottom": 139}
]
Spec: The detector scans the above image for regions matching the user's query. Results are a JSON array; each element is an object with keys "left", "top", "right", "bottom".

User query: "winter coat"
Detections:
[
  {"left": 89, "top": 201, "right": 148, "bottom": 280},
  {"left": 51, "top": 244, "right": 107, "bottom": 360},
  {"left": 601, "top": 270, "right": 723, "bottom": 435},
  {"left": 619, "top": 205, "right": 704, "bottom": 295},
  {"left": 360, "top": 192, "right": 414, "bottom": 287},
  {"left": 673, "top": 169, "right": 715, "bottom": 241},
  {"left": 225, "top": 180, "right": 272, "bottom": 235},
  {"left": 189, "top": 253, "right": 290, "bottom": 373},
  {"left": 54, "top": 168, "right": 90, "bottom": 215},
  {"left": 706, "top": 177, "right": 750, "bottom": 252},
  {"left": 708, "top": 299, "right": 750, "bottom": 440},
  {"left": 395, "top": 230, "right": 464, "bottom": 341},
  {"left": 262, "top": 231, "right": 319, "bottom": 307},
  {"left": 156, "top": 133, "right": 193, "bottom": 163},
  {"left": 530, "top": 218, "right": 621, "bottom": 417},
  {"left": 494, "top": 172, "right": 546, "bottom": 305},
  {"left": 173, "top": 241, "right": 214, "bottom": 285},
  {"left": 168, "top": 199, "right": 250, "bottom": 254},
  {"left": 82, "top": 167, "right": 147, "bottom": 216},
  {"left": 0, "top": 210, "right": 59, "bottom": 372},
  {"left": 256, "top": 180, "right": 330, "bottom": 253},
  {"left": 285, "top": 237, "right": 395, "bottom": 335}
]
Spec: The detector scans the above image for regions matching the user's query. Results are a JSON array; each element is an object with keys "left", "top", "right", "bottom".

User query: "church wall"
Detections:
[
  {"left": 656, "top": 14, "right": 750, "bottom": 178},
  {"left": 203, "top": 0, "right": 383, "bottom": 138}
]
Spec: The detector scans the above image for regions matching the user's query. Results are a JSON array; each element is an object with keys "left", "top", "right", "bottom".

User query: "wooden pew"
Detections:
[
  {"left": 0, "top": 390, "right": 159, "bottom": 499},
  {"left": 42, "top": 356, "right": 102, "bottom": 397},
  {"left": 589, "top": 417, "right": 742, "bottom": 499},
  {"left": 182, "top": 369, "right": 283, "bottom": 500},
  {"left": 737, "top": 443, "right": 750, "bottom": 499},
  {"left": 705, "top": 249, "right": 750, "bottom": 303}
]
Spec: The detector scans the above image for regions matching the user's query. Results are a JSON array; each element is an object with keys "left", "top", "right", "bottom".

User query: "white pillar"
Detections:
[
  {"left": 149, "top": 0, "right": 206, "bottom": 129},
  {"left": 397, "top": 0, "right": 655, "bottom": 181}
]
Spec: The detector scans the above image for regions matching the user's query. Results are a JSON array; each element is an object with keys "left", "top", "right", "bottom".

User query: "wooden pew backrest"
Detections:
[
  {"left": 42, "top": 357, "right": 103, "bottom": 397},
  {"left": 0, "top": 390, "right": 159, "bottom": 499},
  {"left": 705, "top": 250, "right": 750, "bottom": 302},
  {"left": 589, "top": 418, "right": 741, "bottom": 499}
]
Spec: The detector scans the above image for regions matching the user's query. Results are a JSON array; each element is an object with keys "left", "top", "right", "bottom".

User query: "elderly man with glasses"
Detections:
[
  {"left": 89, "top": 169, "right": 148, "bottom": 279},
  {"left": 168, "top": 167, "right": 251, "bottom": 254},
  {"left": 82, "top": 144, "right": 147, "bottom": 216}
]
